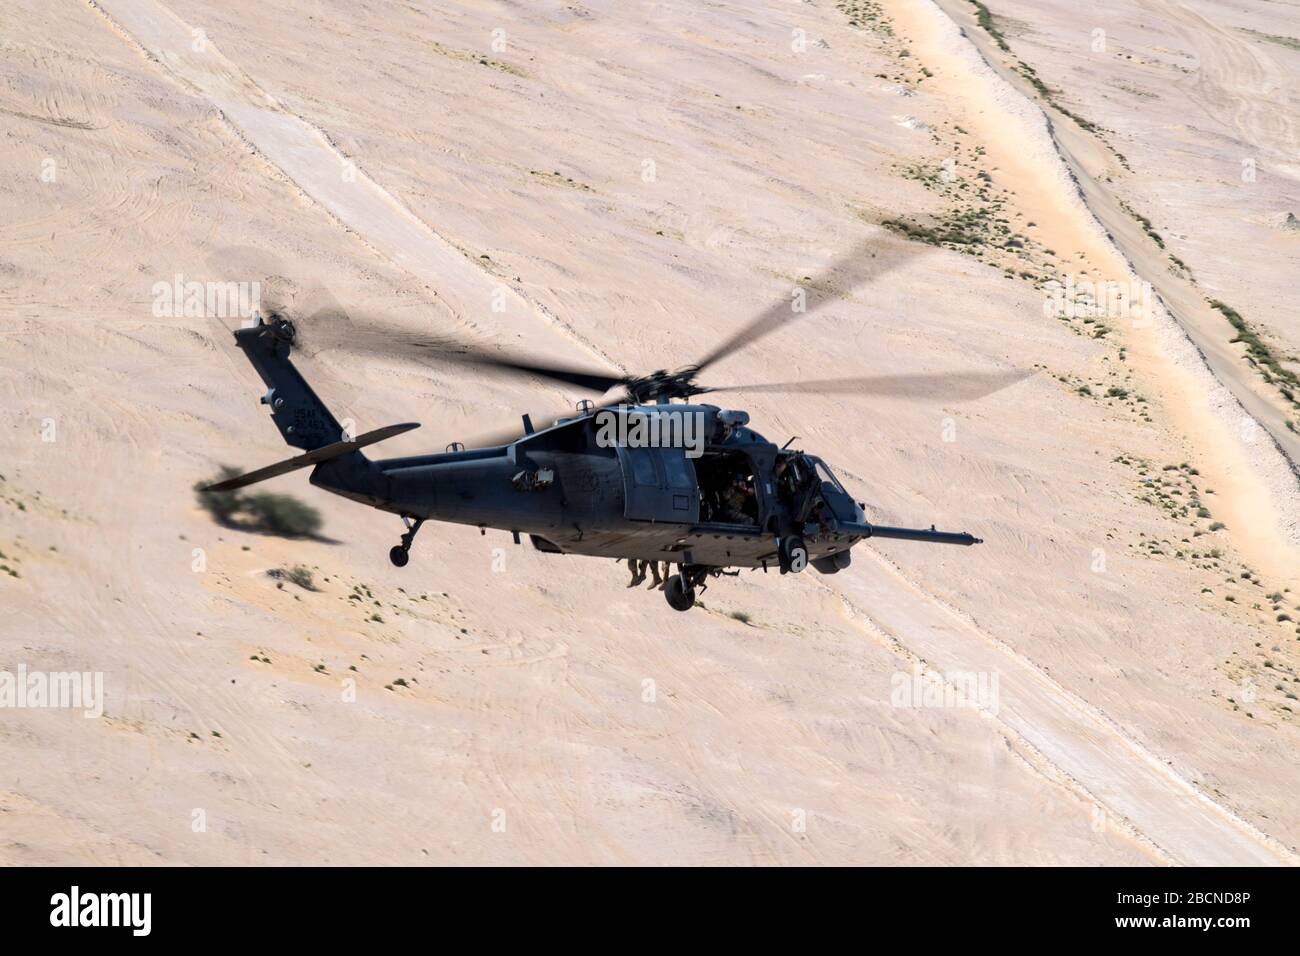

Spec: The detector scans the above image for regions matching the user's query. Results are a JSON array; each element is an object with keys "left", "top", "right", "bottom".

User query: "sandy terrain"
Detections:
[{"left": 0, "top": 0, "right": 1297, "bottom": 864}]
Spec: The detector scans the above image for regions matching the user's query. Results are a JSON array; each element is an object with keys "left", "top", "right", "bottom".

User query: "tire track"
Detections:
[{"left": 1146, "top": 0, "right": 1297, "bottom": 157}]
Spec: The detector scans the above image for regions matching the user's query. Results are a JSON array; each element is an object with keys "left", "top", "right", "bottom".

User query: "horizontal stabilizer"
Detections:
[
  {"left": 202, "top": 423, "right": 420, "bottom": 492},
  {"left": 842, "top": 521, "right": 982, "bottom": 546}
]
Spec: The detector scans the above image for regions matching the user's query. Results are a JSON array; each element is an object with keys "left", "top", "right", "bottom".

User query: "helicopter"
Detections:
[{"left": 202, "top": 254, "right": 1021, "bottom": 611}]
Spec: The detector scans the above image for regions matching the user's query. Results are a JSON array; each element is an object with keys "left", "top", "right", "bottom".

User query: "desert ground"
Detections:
[{"left": 1, "top": 0, "right": 1298, "bottom": 865}]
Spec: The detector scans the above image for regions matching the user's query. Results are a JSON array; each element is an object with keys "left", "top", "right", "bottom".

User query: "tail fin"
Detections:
[{"left": 234, "top": 315, "right": 341, "bottom": 450}]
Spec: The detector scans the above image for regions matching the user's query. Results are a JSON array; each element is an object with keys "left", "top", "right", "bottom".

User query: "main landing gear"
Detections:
[
  {"left": 664, "top": 573, "right": 695, "bottom": 611},
  {"left": 664, "top": 564, "right": 714, "bottom": 612},
  {"left": 389, "top": 516, "right": 424, "bottom": 568},
  {"left": 778, "top": 534, "right": 808, "bottom": 575}
]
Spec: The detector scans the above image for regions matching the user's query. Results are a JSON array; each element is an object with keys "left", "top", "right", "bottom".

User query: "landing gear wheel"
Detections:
[
  {"left": 664, "top": 573, "right": 696, "bottom": 612},
  {"left": 779, "top": 535, "right": 808, "bottom": 574},
  {"left": 389, "top": 545, "right": 409, "bottom": 568}
]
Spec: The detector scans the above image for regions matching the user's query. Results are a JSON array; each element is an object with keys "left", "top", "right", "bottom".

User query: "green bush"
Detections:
[
  {"left": 286, "top": 565, "right": 317, "bottom": 590},
  {"left": 269, "top": 565, "right": 319, "bottom": 590}
]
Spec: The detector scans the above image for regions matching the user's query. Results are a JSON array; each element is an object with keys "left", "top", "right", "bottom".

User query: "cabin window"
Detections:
[
  {"left": 661, "top": 450, "right": 697, "bottom": 490},
  {"left": 628, "top": 448, "right": 659, "bottom": 486}
]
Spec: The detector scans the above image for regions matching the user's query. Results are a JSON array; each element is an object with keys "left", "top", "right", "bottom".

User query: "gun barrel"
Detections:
[{"left": 843, "top": 522, "right": 982, "bottom": 546}]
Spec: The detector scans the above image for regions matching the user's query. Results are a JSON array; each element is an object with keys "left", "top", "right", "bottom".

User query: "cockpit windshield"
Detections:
[{"left": 811, "top": 457, "right": 847, "bottom": 495}]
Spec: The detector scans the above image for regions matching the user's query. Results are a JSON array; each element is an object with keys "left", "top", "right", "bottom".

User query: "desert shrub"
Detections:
[
  {"left": 286, "top": 565, "right": 317, "bottom": 590},
  {"left": 268, "top": 565, "right": 319, "bottom": 591}
]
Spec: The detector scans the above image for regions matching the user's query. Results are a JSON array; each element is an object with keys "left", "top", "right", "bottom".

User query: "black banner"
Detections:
[{"left": 0, "top": 866, "right": 1286, "bottom": 942}]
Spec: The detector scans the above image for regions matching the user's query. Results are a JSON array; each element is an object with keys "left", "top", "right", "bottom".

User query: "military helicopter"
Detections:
[{"left": 203, "top": 252, "right": 1021, "bottom": 611}]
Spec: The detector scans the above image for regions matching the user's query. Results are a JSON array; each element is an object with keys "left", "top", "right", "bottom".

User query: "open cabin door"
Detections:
[{"left": 615, "top": 445, "right": 700, "bottom": 523}]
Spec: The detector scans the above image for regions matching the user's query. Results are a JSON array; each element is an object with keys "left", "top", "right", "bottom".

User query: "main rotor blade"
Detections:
[
  {"left": 206, "top": 246, "right": 627, "bottom": 392},
  {"left": 288, "top": 300, "right": 627, "bottom": 393},
  {"left": 702, "top": 369, "right": 1033, "bottom": 401},
  {"left": 404, "top": 344, "right": 627, "bottom": 394},
  {"left": 693, "top": 234, "right": 926, "bottom": 374}
]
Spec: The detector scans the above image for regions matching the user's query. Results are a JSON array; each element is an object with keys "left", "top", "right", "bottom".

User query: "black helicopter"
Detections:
[{"left": 204, "top": 254, "right": 1018, "bottom": 610}]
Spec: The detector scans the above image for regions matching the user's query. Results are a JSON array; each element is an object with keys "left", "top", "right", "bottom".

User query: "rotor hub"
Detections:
[
  {"left": 623, "top": 366, "right": 703, "bottom": 403},
  {"left": 257, "top": 312, "right": 297, "bottom": 344}
]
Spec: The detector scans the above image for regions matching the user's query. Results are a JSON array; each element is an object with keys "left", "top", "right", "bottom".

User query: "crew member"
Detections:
[
  {"left": 716, "top": 475, "right": 755, "bottom": 523},
  {"left": 625, "top": 557, "right": 647, "bottom": 587}
]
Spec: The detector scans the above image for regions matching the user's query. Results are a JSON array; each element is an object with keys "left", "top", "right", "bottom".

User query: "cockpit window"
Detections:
[{"left": 813, "top": 458, "right": 847, "bottom": 494}]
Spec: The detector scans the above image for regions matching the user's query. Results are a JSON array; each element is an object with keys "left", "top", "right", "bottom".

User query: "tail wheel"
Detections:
[
  {"left": 664, "top": 573, "right": 696, "bottom": 611},
  {"left": 389, "top": 516, "right": 423, "bottom": 568},
  {"left": 779, "top": 535, "right": 808, "bottom": 574}
]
